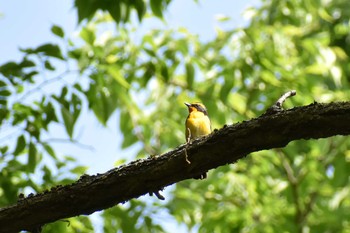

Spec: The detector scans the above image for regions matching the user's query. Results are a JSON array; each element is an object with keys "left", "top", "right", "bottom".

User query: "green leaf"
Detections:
[
  {"left": 141, "top": 62, "right": 155, "bottom": 87},
  {"left": 120, "top": 3, "right": 131, "bottom": 22},
  {"left": 219, "top": 79, "right": 234, "bottom": 102},
  {"left": 19, "top": 59, "right": 36, "bottom": 68},
  {"left": 70, "top": 166, "right": 88, "bottom": 175},
  {"left": 27, "top": 142, "right": 38, "bottom": 173},
  {"left": 0, "top": 57, "right": 36, "bottom": 82},
  {"left": 160, "top": 62, "right": 169, "bottom": 82},
  {"left": 58, "top": 93, "right": 81, "bottom": 138},
  {"left": 35, "top": 44, "right": 64, "bottom": 60},
  {"left": 13, "top": 135, "right": 26, "bottom": 156},
  {"left": 75, "top": 0, "right": 98, "bottom": 23},
  {"left": 73, "top": 83, "right": 84, "bottom": 93},
  {"left": 44, "top": 102, "right": 58, "bottom": 124},
  {"left": 107, "top": 1, "right": 121, "bottom": 23},
  {"left": 150, "top": 0, "right": 163, "bottom": 18},
  {"left": 135, "top": 0, "right": 146, "bottom": 22},
  {"left": 60, "top": 86, "right": 68, "bottom": 102},
  {"left": 68, "top": 48, "right": 83, "bottom": 60},
  {"left": 215, "top": 14, "right": 231, "bottom": 22},
  {"left": 23, "top": 71, "right": 38, "bottom": 82},
  {"left": 185, "top": 62, "right": 195, "bottom": 89},
  {"left": 1, "top": 178, "right": 18, "bottom": 203},
  {"left": 44, "top": 60, "right": 55, "bottom": 71},
  {"left": 86, "top": 74, "right": 120, "bottom": 125},
  {"left": 0, "top": 108, "right": 9, "bottom": 124},
  {"left": 61, "top": 107, "right": 74, "bottom": 138},
  {"left": 0, "top": 80, "right": 5, "bottom": 88},
  {"left": 72, "top": 94, "right": 82, "bottom": 121},
  {"left": 120, "top": 110, "right": 138, "bottom": 148},
  {"left": 0, "top": 61, "right": 25, "bottom": 77},
  {"left": 333, "top": 155, "right": 349, "bottom": 187},
  {"left": 42, "top": 165, "right": 53, "bottom": 183},
  {"left": 26, "top": 121, "right": 40, "bottom": 140},
  {"left": 0, "top": 89, "right": 11, "bottom": 97},
  {"left": 51, "top": 25, "right": 65, "bottom": 38},
  {"left": 0, "top": 146, "right": 8, "bottom": 154},
  {"left": 144, "top": 48, "right": 156, "bottom": 57}
]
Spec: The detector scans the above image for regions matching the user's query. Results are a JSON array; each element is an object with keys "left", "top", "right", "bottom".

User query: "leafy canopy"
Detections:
[{"left": 0, "top": 0, "right": 350, "bottom": 232}]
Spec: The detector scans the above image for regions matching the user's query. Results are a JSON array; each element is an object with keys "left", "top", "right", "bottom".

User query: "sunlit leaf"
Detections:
[
  {"left": 106, "top": 66, "right": 130, "bottom": 89},
  {"left": 215, "top": 14, "right": 231, "bottom": 22},
  {"left": 80, "top": 27, "right": 96, "bottom": 45},
  {"left": 70, "top": 166, "right": 88, "bottom": 175}
]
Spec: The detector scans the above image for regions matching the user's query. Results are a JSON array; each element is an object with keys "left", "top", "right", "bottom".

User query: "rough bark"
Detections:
[{"left": 1, "top": 101, "right": 350, "bottom": 233}]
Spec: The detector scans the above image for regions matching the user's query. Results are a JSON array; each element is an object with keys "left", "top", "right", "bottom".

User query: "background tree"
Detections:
[{"left": 0, "top": 0, "right": 349, "bottom": 232}]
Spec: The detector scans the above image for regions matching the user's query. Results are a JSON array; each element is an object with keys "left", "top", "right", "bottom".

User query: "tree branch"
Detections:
[{"left": 1, "top": 101, "right": 350, "bottom": 232}]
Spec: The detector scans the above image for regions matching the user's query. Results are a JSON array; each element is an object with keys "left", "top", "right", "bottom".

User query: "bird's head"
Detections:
[{"left": 184, "top": 102, "right": 208, "bottom": 115}]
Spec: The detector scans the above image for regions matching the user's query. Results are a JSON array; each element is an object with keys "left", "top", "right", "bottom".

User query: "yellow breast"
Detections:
[{"left": 186, "top": 111, "right": 211, "bottom": 140}]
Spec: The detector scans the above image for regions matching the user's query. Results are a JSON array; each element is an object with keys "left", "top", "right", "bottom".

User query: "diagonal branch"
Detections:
[{"left": 1, "top": 101, "right": 350, "bottom": 233}]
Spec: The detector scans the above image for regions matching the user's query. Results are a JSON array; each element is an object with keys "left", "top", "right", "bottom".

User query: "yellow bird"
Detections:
[
  {"left": 185, "top": 102, "right": 212, "bottom": 142},
  {"left": 185, "top": 102, "right": 212, "bottom": 179}
]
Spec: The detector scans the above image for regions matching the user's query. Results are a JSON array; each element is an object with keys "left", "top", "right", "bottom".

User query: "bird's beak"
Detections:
[{"left": 184, "top": 102, "right": 191, "bottom": 107}]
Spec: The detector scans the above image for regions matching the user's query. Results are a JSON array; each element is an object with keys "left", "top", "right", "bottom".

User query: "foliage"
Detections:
[
  {"left": 74, "top": 0, "right": 172, "bottom": 23},
  {"left": 0, "top": 0, "right": 350, "bottom": 232}
]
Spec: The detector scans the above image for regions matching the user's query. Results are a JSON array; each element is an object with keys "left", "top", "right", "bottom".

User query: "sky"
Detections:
[{"left": 0, "top": 0, "right": 257, "bottom": 232}]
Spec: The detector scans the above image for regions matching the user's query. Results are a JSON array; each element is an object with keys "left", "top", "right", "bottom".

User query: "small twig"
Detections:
[
  {"left": 301, "top": 192, "right": 318, "bottom": 221},
  {"left": 185, "top": 128, "right": 192, "bottom": 164},
  {"left": 149, "top": 190, "right": 165, "bottom": 200},
  {"left": 279, "top": 152, "right": 297, "bottom": 185},
  {"left": 41, "top": 138, "right": 95, "bottom": 151},
  {"left": 264, "top": 90, "right": 296, "bottom": 115},
  {"left": 275, "top": 90, "right": 297, "bottom": 109},
  {"left": 153, "top": 190, "right": 165, "bottom": 200},
  {"left": 278, "top": 150, "right": 303, "bottom": 231},
  {"left": 184, "top": 148, "right": 191, "bottom": 164},
  {"left": 16, "top": 69, "right": 77, "bottom": 102},
  {"left": 0, "top": 126, "right": 26, "bottom": 143}
]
